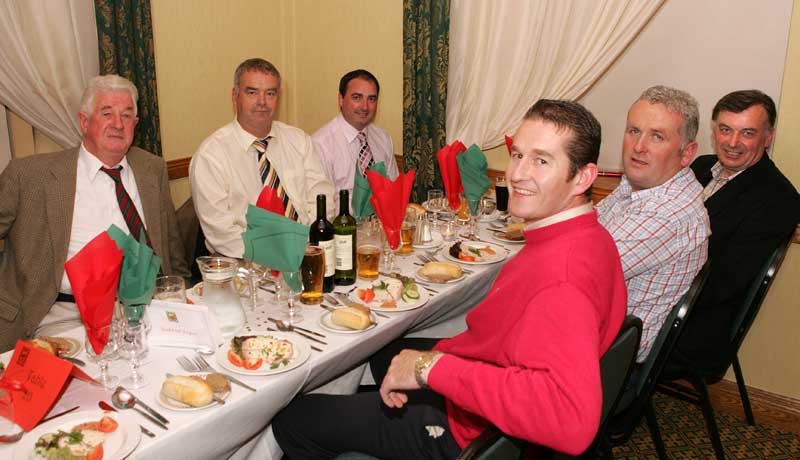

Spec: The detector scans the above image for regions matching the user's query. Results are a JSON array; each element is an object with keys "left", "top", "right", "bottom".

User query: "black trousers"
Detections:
[
  {"left": 369, "top": 337, "right": 441, "bottom": 386},
  {"left": 273, "top": 391, "right": 461, "bottom": 460}
]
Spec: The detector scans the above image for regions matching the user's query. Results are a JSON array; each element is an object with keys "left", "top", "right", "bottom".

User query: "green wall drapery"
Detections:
[
  {"left": 95, "top": 0, "right": 162, "bottom": 156},
  {"left": 402, "top": 0, "right": 449, "bottom": 202}
]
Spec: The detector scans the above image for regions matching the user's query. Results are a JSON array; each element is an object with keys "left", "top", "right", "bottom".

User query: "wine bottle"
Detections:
[
  {"left": 333, "top": 190, "right": 357, "bottom": 285},
  {"left": 309, "top": 194, "right": 335, "bottom": 292}
]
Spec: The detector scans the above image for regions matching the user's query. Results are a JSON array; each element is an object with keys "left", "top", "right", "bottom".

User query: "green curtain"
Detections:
[
  {"left": 403, "top": 0, "right": 449, "bottom": 203},
  {"left": 94, "top": 0, "right": 162, "bottom": 156}
]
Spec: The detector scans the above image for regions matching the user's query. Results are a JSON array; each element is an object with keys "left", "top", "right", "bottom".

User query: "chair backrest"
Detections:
[
  {"left": 728, "top": 231, "right": 794, "bottom": 350},
  {"left": 597, "top": 315, "right": 642, "bottom": 427}
]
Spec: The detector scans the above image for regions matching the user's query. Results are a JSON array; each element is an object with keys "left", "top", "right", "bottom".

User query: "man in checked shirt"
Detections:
[{"left": 596, "top": 85, "right": 710, "bottom": 362}]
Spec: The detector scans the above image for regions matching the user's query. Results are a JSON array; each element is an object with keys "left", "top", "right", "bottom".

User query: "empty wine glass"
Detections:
[
  {"left": 427, "top": 189, "right": 444, "bottom": 226},
  {"left": 85, "top": 324, "right": 119, "bottom": 390},
  {"left": 467, "top": 197, "right": 484, "bottom": 239},
  {"left": 0, "top": 372, "right": 23, "bottom": 443},
  {"left": 383, "top": 227, "right": 402, "bottom": 272},
  {"left": 154, "top": 275, "right": 187, "bottom": 303},
  {"left": 242, "top": 261, "right": 268, "bottom": 311},
  {"left": 118, "top": 323, "right": 148, "bottom": 389},
  {"left": 281, "top": 271, "right": 304, "bottom": 324}
]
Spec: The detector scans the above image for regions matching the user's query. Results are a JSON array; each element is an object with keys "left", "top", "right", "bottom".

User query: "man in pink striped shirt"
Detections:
[{"left": 597, "top": 85, "right": 710, "bottom": 362}]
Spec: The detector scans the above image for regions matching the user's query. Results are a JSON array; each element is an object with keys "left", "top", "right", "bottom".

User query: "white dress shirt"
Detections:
[
  {"left": 190, "top": 119, "right": 335, "bottom": 258},
  {"left": 61, "top": 145, "right": 146, "bottom": 294},
  {"left": 312, "top": 114, "right": 398, "bottom": 213}
]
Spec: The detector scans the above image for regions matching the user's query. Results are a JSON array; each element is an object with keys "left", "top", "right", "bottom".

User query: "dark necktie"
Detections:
[
  {"left": 100, "top": 166, "right": 152, "bottom": 248},
  {"left": 254, "top": 137, "right": 298, "bottom": 220}
]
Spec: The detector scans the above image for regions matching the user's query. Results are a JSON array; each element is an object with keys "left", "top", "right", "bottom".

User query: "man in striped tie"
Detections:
[
  {"left": 0, "top": 75, "right": 190, "bottom": 351},
  {"left": 313, "top": 69, "right": 399, "bottom": 213},
  {"left": 190, "top": 58, "right": 334, "bottom": 258}
]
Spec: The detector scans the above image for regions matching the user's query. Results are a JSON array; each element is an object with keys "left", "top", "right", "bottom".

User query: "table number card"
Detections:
[
  {"left": 0, "top": 341, "right": 94, "bottom": 431},
  {"left": 148, "top": 300, "right": 220, "bottom": 349}
]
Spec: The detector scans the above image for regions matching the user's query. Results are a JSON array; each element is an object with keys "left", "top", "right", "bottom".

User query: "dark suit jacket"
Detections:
[
  {"left": 675, "top": 154, "right": 800, "bottom": 370},
  {"left": 0, "top": 147, "right": 190, "bottom": 351}
]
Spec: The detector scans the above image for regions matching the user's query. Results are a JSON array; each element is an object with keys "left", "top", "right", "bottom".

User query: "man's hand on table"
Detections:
[{"left": 379, "top": 349, "right": 443, "bottom": 409}]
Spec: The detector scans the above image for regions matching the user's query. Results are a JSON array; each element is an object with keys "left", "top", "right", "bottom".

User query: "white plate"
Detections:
[
  {"left": 157, "top": 376, "right": 231, "bottom": 411},
  {"left": 414, "top": 267, "right": 466, "bottom": 284},
  {"left": 318, "top": 311, "right": 378, "bottom": 334},
  {"left": 215, "top": 331, "right": 311, "bottom": 376},
  {"left": 348, "top": 277, "right": 430, "bottom": 312},
  {"left": 442, "top": 241, "right": 509, "bottom": 265},
  {"left": 36, "top": 336, "right": 81, "bottom": 358},
  {"left": 412, "top": 232, "right": 444, "bottom": 249},
  {"left": 491, "top": 232, "right": 524, "bottom": 244},
  {"left": 14, "top": 410, "right": 140, "bottom": 460}
]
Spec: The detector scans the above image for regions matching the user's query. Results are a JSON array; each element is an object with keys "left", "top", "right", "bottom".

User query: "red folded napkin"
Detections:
[
  {"left": 505, "top": 135, "right": 514, "bottom": 154},
  {"left": 436, "top": 140, "right": 466, "bottom": 210},
  {"left": 367, "top": 169, "right": 416, "bottom": 250},
  {"left": 64, "top": 231, "right": 122, "bottom": 354},
  {"left": 256, "top": 186, "right": 287, "bottom": 216}
]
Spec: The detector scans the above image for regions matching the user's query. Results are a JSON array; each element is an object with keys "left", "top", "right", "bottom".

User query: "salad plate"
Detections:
[
  {"left": 215, "top": 331, "right": 310, "bottom": 376},
  {"left": 348, "top": 276, "right": 430, "bottom": 312},
  {"left": 443, "top": 241, "right": 508, "bottom": 265}
]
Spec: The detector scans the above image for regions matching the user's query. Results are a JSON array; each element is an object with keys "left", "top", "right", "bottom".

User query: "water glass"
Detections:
[
  {"left": 427, "top": 189, "right": 444, "bottom": 225},
  {"left": 281, "top": 271, "right": 304, "bottom": 324},
  {"left": 154, "top": 275, "right": 187, "bottom": 303},
  {"left": 118, "top": 323, "right": 148, "bottom": 389},
  {"left": 85, "top": 324, "right": 119, "bottom": 389}
]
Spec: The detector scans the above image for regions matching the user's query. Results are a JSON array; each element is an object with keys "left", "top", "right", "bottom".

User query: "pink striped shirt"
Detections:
[{"left": 597, "top": 167, "right": 709, "bottom": 361}]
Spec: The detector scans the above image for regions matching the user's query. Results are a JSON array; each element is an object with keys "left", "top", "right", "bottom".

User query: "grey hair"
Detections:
[
  {"left": 638, "top": 85, "right": 699, "bottom": 146},
  {"left": 233, "top": 58, "right": 281, "bottom": 90},
  {"left": 79, "top": 74, "right": 138, "bottom": 117}
]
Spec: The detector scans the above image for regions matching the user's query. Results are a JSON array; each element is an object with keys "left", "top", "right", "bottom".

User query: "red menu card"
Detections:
[{"left": 1, "top": 341, "right": 96, "bottom": 431}]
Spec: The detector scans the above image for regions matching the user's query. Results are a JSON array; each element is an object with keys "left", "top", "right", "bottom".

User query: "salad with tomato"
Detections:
[
  {"left": 228, "top": 335, "right": 294, "bottom": 370},
  {"left": 33, "top": 415, "right": 118, "bottom": 460}
]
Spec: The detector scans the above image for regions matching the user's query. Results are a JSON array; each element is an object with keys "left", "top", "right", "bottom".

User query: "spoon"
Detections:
[
  {"left": 194, "top": 346, "right": 215, "bottom": 356},
  {"left": 272, "top": 320, "right": 328, "bottom": 345},
  {"left": 98, "top": 401, "right": 155, "bottom": 437},
  {"left": 112, "top": 387, "right": 170, "bottom": 429}
]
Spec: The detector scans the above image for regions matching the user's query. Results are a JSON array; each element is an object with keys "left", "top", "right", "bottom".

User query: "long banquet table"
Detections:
[{"left": 1, "top": 222, "right": 522, "bottom": 460}]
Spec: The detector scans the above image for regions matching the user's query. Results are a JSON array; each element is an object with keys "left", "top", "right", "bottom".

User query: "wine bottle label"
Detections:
[
  {"left": 334, "top": 234, "right": 353, "bottom": 270},
  {"left": 319, "top": 239, "right": 335, "bottom": 277}
]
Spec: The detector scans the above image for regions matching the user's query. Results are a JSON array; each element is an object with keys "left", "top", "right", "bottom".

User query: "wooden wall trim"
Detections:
[{"left": 167, "top": 157, "right": 191, "bottom": 181}]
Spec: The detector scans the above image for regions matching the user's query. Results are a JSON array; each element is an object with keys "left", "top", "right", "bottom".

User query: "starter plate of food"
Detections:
[
  {"left": 17, "top": 410, "right": 140, "bottom": 460},
  {"left": 443, "top": 241, "right": 508, "bottom": 265},
  {"left": 415, "top": 261, "right": 465, "bottom": 284},
  {"left": 348, "top": 276, "right": 430, "bottom": 312},
  {"left": 319, "top": 305, "right": 378, "bottom": 334},
  {"left": 158, "top": 374, "right": 232, "bottom": 411},
  {"left": 29, "top": 336, "right": 81, "bottom": 358},
  {"left": 492, "top": 231, "right": 525, "bottom": 244},
  {"left": 215, "top": 331, "right": 311, "bottom": 376}
]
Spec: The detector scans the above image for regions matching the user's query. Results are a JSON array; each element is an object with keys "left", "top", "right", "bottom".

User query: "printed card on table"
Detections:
[
  {"left": 147, "top": 300, "right": 220, "bottom": 349},
  {"left": 1, "top": 341, "right": 96, "bottom": 431}
]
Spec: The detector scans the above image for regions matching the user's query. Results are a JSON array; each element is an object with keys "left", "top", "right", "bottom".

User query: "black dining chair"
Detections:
[
  {"left": 599, "top": 260, "right": 711, "bottom": 460},
  {"left": 457, "top": 315, "right": 644, "bottom": 460},
  {"left": 655, "top": 231, "right": 795, "bottom": 460}
]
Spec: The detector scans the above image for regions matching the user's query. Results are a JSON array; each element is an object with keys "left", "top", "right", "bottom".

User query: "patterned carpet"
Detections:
[{"left": 612, "top": 392, "right": 800, "bottom": 459}]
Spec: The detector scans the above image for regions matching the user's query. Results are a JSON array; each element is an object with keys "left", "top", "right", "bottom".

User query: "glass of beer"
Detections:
[
  {"left": 495, "top": 176, "right": 509, "bottom": 212},
  {"left": 399, "top": 209, "right": 417, "bottom": 255},
  {"left": 300, "top": 245, "right": 324, "bottom": 305},
  {"left": 357, "top": 223, "right": 381, "bottom": 280},
  {"left": 154, "top": 275, "right": 187, "bottom": 303}
]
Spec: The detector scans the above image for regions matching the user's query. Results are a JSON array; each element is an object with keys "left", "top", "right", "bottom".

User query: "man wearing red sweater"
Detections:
[{"left": 273, "top": 100, "right": 627, "bottom": 459}]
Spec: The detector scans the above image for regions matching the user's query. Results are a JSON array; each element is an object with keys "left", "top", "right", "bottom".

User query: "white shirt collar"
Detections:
[
  {"left": 335, "top": 114, "right": 368, "bottom": 145},
  {"left": 78, "top": 143, "right": 131, "bottom": 183},
  {"left": 524, "top": 202, "right": 594, "bottom": 230},
  {"left": 232, "top": 119, "right": 278, "bottom": 153}
]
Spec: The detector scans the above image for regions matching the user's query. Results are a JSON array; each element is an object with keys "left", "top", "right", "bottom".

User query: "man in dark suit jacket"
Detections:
[
  {"left": 0, "top": 75, "right": 189, "bottom": 352},
  {"left": 673, "top": 90, "right": 800, "bottom": 371}
]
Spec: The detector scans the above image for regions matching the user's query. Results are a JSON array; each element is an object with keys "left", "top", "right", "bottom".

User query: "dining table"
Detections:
[{"left": 1, "top": 218, "right": 524, "bottom": 460}]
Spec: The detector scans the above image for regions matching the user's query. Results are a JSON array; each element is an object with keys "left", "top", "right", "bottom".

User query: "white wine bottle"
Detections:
[{"left": 333, "top": 190, "right": 356, "bottom": 285}]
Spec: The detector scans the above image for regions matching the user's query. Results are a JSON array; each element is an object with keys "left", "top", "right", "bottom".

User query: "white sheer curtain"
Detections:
[
  {"left": 0, "top": 0, "right": 99, "bottom": 149},
  {"left": 446, "top": 0, "right": 664, "bottom": 149}
]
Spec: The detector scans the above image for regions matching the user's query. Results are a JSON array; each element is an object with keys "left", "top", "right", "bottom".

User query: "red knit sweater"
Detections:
[{"left": 429, "top": 210, "right": 627, "bottom": 455}]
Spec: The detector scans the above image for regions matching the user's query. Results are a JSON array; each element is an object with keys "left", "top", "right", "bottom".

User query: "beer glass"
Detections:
[
  {"left": 154, "top": 275, "right": 187, "bottom": 303},
  {"left": 399, "top": 209, "right": 417, "bottom": 255},
  {"left": 357, "top": 222, "right": 381, "bottom": 280},
  {"left": 300, "top": 245, "right": 324, "bottom": 305},
  {"left": 495, "top": 176, "right": 509, "bottom": 212}
]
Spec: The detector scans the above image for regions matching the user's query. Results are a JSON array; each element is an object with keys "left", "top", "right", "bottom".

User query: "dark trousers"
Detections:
[
  {"left": 369, "top": 337, "right": 441, "bottom": 385},
  {"left": 273, "top": 391, "right": 461, "bottom": 460}
]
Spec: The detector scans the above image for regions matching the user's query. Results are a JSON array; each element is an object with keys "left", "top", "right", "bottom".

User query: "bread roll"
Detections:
[
  {"left": 332, "top": 304, "right": 373, "bottom": 330},
  {"left": 406, "top": 203, "right": 426, "bottom": 219},
  {"left": 28, "top": 338, "right": 56, "bottom": 354},
  {"left": 204, "top": 373, "right": 231, "bottom": 393},
  {"left": 419, "top": 261, "right": 462, "bottom": 282},
  {"left": 162, "top": 375, "right": 214, "bottom": 407}
]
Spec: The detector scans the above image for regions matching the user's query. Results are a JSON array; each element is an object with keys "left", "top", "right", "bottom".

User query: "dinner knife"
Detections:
[
  {"left": 39, "top": 406, "right": 80, "bottom": 424},
  {"left": 266, "top": 317, "right": 326, "bottom": 338}
]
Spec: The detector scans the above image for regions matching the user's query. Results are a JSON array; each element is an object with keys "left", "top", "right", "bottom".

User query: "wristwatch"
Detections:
[{"left": 414, "top": 351, "right": 441, "bottom": 389}]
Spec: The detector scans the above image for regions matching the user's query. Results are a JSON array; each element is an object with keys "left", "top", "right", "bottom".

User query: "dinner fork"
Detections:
[{"left": 177, "top": 355, "right": 257, "bottom": 392}]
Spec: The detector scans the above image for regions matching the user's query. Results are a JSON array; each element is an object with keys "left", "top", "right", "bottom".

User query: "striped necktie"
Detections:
[
  {"left": 357, "top": 131, "right": 374, "bottom": 176},
  {"left": 253, "top": 137, "right": 298, "bottom": 220},
  {"left": 100, "top": 166, "right": 152, "bottom": 248}
]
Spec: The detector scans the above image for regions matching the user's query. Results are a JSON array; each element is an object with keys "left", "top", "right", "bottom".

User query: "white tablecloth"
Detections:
[{"left": 1, "top": 224, "right": 521, "bottom": 460}]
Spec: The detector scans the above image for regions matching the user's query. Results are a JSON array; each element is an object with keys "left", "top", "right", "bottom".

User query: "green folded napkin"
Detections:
[
  {"left": 107, "top": 224, "right": 161, "bottom": 323},
  {"left": 242, "top": 205, "right": 309, "bottom": 292},
  {"left": 457, "top": 144, "right": 492, "bottom": 214},
  {"left": 352, "top": 161, "right": 389, "bottom": 218}
]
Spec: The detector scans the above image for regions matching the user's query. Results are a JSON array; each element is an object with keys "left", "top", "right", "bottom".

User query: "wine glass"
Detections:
[
  {"left": 242, "top": 261, "right": 268, "bottom": 311},
  {"left": 154, "top": 275, "right": 187, "bottom": 303},
  {"left": 269, "top": 268, "right": 288, "bottom": 304},
  {"left": 427, "top": 189, "right": 444, "bottom": 227},
  {"left": 383, "top": 227, "right": 402, "bottom": 272},
  {"left": 118, "top": 323, "right": 149, "bottom": 389},
  {"left": 467, "top": 197, "right": 485, "bottom": 239},
  {"left": 280, "top": 271, "right": 304, "bottom": 324},
  {"left": 0, "top": 371, "right": 23, "bottom": 443},
  {"left": 85, "top": 324, "right": 119, "bottom": 389}
]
